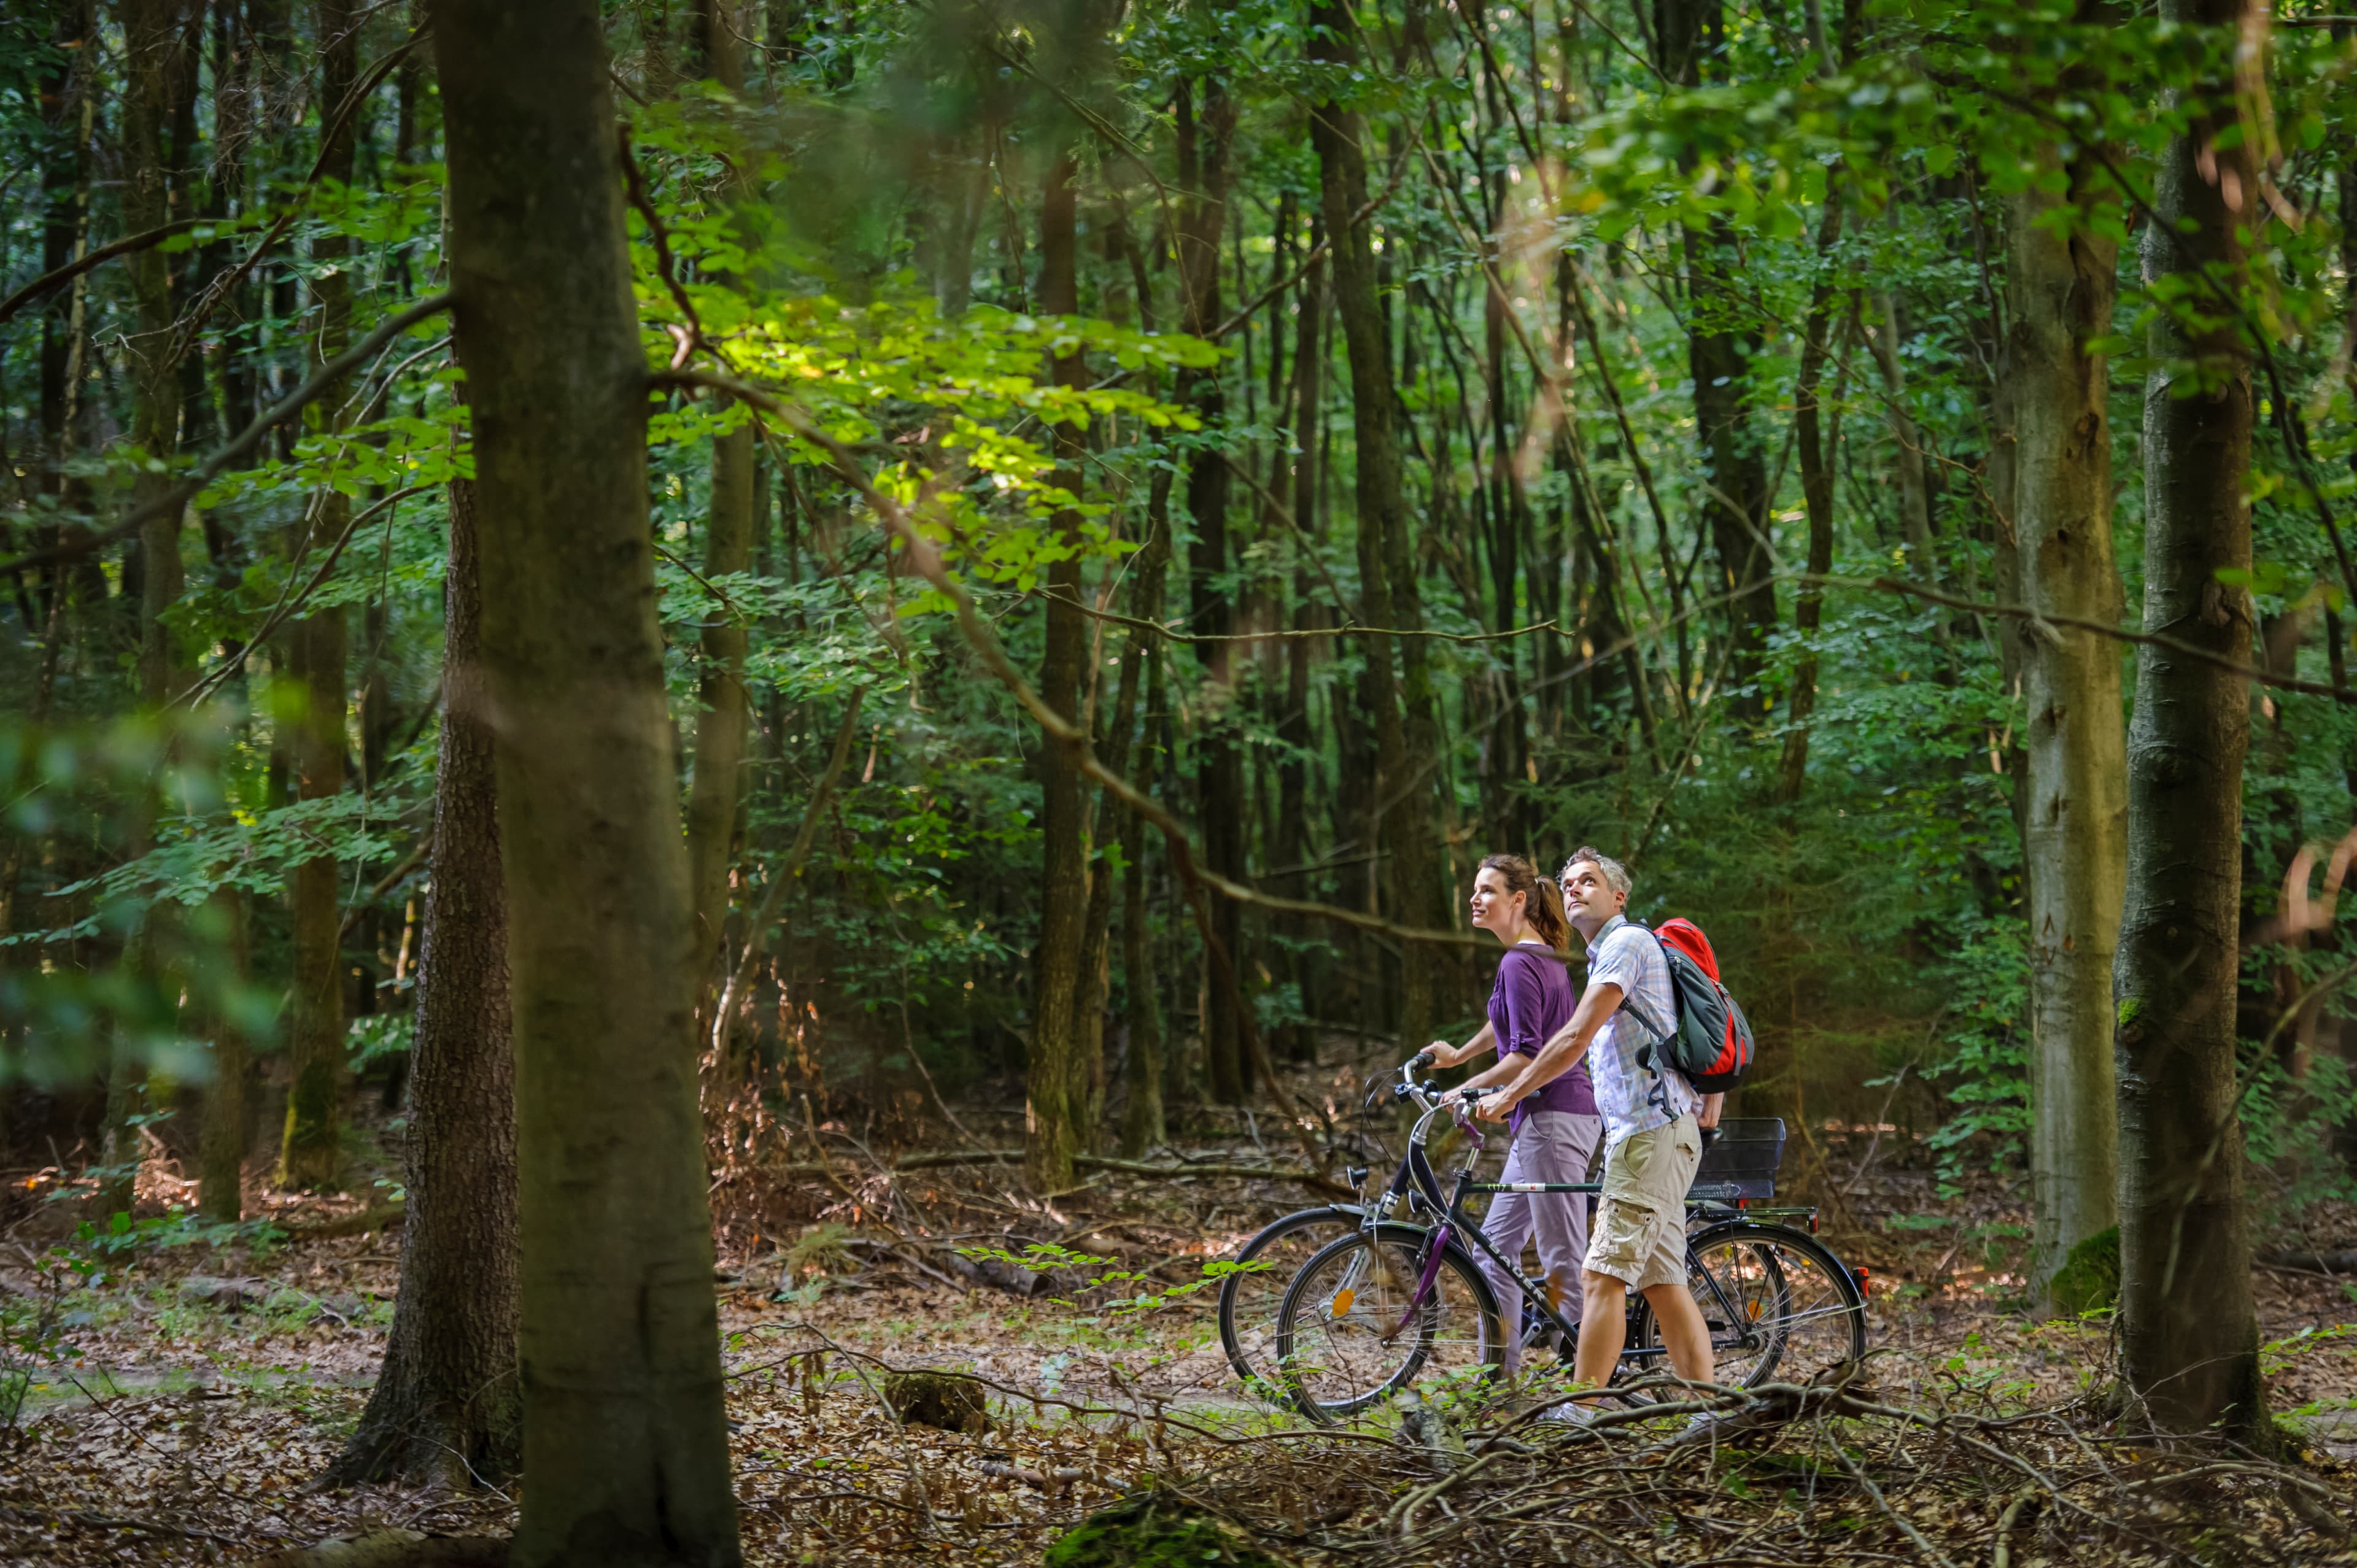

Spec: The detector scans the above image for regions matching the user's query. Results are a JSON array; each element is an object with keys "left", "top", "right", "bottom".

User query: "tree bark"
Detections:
[
  {"left": 429, "top": 0, "right": 742, "bottom": 1558},
  {"left": 328, "top": 465, "right": 522, "bottom": 1488},
  {"left": 1310, "top": 4, "right": 1446, "bottom": 1059},
  {"left": 1026, "top": 152, "right": 1090, "bottom": 1193},
  {"left": 1658, "top": 0, "right": 1776, "bottom": 688},
  {"left": 2005, "top": 155, "right": 2125, "bottom": 1302},
  {"left": 1871, "top": 288, "right": 1942, "bottom": 589},
  {"left": 1118, "top": 473, "right": 1174, "bottom": 1157},
  {"left": 198, "top": 885, "right": 249, "bottom": 1222},
  {"left": 684, "top": 0, "right": 754, "bottom": 975},
  {"left": 2114, "top": 0, "right": 2266, "bottom": 1440},
  {"left": 278, "top": 0, "right": 362, "bottom": 1192},
  {"left": 1175, "top": 75, "right": 1250, "bottom": 1105},
  {"left": 1775, "top": 194, "right": 1845, "bottom": 805}
]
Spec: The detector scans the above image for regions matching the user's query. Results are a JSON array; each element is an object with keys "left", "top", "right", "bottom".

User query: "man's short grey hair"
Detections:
[{"left": 1562, "top": 846, "right": 1631, "bottom": 900}]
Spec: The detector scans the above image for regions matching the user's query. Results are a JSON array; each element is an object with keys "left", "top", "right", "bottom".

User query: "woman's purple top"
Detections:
[{"left": 1492, "top": 943, "right": 1594, "bottom": 1127}]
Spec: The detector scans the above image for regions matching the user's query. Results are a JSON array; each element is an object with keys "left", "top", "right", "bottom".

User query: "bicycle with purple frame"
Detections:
[{"left": 1269, "top": 1059, "right": 1867, "bottom": 1425}]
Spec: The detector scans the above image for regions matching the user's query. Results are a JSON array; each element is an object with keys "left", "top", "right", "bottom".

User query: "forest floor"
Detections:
[{"left": 4, "top": 1056, "right": 2356, "bottom": 1564}]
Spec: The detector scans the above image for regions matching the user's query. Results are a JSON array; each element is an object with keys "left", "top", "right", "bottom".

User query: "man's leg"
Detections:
[
  {"left": 1571, "top": 1267, "right": 1626, "bottom": 1389},
  {"left": 1640, "top": 1282, "right": 1715, "bottom": 1385}
]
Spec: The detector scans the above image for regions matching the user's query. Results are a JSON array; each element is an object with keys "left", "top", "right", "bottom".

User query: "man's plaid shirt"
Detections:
[{"left": 1581, "top": 912, "right": 1700, "bottom": 1146}]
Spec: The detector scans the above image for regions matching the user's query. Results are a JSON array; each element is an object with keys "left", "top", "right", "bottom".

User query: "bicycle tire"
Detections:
[
  {"left": 1629, "top": 1221, "right": 1865, "bottom": 1392},
  {"left": 1217, "top": 1205, "right": 1364, "bottom": 1392},
  {"left": 1273, "top": 1222, "right": 1505, "bottom": 1426}
]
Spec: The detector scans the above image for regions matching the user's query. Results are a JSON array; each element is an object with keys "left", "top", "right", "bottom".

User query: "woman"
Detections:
[{"left": 1418, "top": 854, "right": 1601, "bottom": 1380}]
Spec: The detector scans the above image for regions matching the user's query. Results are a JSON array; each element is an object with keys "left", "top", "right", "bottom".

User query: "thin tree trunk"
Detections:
[
  {"left": 328, "top": 462, "right": 522, "bottom": 1486},
  {"left": 1310, "top": 3, "right": 1446, "bottom": 1057},
  {"left": 2114, "top": 0, "right": 2266, "bottom": 1440},
  {"left": 198, "top": 885, "right": 249, "bottom": 1222},
  {"left": 685, "top": 0, "right": 754, "bottom": 975},
  {"left": 1658, "top": 0, "right": 1776, "bottom": 687},
  {"left": 2006, "top": 152, "right": 2125, "bottom": 1303},
  {"left": 1175, "top": 75, "right": 1250, "bottom": 1105},
  {"left": 278, "top": 0, "right": 361, "bottom": 1192},
  {"left": 1026, "top": 152, "right": 1089, "bottom": 1193},
  {"left": 429, "top": 0, "right": 741, "bottom": 1556},
  {"left": 1118, "top": 473, "right": 1175, "bottom": 1157},
  {"left": 1775, "top": 193, "right": 1845, "bottom": 805},
  {"left": 1871, "top": 287, "right": 1941, "bottom": 587}
]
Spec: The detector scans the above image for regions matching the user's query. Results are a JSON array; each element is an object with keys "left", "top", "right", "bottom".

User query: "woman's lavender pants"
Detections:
[{"left": 1477, "top": 1108, "right": 1603, "bottom": 1377}]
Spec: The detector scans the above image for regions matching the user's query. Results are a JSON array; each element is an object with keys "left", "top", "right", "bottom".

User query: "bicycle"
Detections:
[{"left": 1269, "top": 1060, "right": 1868, "bottom": 1424}]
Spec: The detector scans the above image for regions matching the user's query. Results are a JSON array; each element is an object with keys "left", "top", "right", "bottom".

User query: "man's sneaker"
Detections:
[
  {"left": 1679, "top": 1410, "right": 1724, "bottom": 1439},
  {"left": 1539, "top": 1399, "right": 1598, "bottom": 1425}
]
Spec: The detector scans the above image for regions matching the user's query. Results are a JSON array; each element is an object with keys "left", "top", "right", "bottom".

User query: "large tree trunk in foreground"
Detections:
[
  {"left": 329, "top": 470, "right": 521, "bottom": 1488},
  {"left": 1027, "top": 153, "right": 1089, "bottom": 1192},
  {"left": 279, "top": 0, "right": 361, "bottom": 1192},
  {"left": 2114, "top": 0, "right": 2266, "bottom": 1440},
  {"left": 430, "top": 0, "right": 742, "bottom": 1559},
  {"left": 2005, "top": 161, "right": 2124, "bottom": 1303}
]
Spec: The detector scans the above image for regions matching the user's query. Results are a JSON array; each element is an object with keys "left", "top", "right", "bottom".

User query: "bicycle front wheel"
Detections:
[
  {"left": 1633, "top": 1221, "right": 1865, "bottom": 1391},
  {"left": 1274, "top": 1224, "right": 1504, "bottom": 1425},
  {"left": 1217, "top": 1205, "right": 1364, "bottom": 1394}
]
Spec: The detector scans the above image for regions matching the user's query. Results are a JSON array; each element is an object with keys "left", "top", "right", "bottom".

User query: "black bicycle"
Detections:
[{"left": 1268, "top": 1060, "right": 1868, "bottom": 1424}]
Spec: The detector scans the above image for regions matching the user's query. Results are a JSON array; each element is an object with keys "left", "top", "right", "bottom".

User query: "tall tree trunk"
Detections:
[
  {"left": 1658, "top": 0, "right": 1776, "bottom": 689},
  {"left": 103, "top": 0, "right": 192, "bottom": 1216},
  {"left": 2005, "top": 150, "right": 2125, "bottom": 1302},
  {"left": 1274, "top": 238, "right": 1325, "bottom": 1061},
  {"left": 1118, "top": 474, "right": 1175, "bottom": 1157},
  {"left": 430, "top": 0, "right": 742, "bottom": 1557},
  {"left": 1310, "top": 4, "right": 1446, "bottom": 1057},
  {"left": 1026, "top": 153, "right": 1090, "bottom": 1193},
  {"left": 1175, "top": 76, "right": 1250, "bottom": 1105},
  {"left": 1775, "top": 195, "right": 1844, "bottom": 805},
  {"left": 1871, "top": 288, "right": 1942, "bottom": 587},
  {"left": 685, "top": 0, "right": 754, "bottom": 977},
  {"left": 278, "top": 0, "right": 361, "bottom": 1192},
  {"left": 328, "top": 465, "right": 522, "bottom": 1486},
  {"left": 198, "top": 885, "right": 249, "bottom": 1222},
  {"left": 2114, "top": 0, "right": 2266, "bottom": 1439}
]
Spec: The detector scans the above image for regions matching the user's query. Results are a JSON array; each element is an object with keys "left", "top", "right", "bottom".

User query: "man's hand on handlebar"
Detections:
[{"left": 1471, "top": 1083, "right": 1522, "bottom": 1122}]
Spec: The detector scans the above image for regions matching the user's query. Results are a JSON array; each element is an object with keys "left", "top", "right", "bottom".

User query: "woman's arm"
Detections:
[
  {"left": 1423, "top": 1020, "right": 1496, "bottom": 1070},
  {"left": 1477, "top": 978, "right": 1624, "bottom": 1122},
  {"left": 1439, "top": 1051, "right": 1525, "bottom": 1102}
]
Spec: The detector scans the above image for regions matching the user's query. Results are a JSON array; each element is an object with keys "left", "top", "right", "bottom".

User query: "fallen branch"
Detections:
[
  {"left": 282, "top": 1201, "right": 406, "bottom": 1242},
  {"left": 784, "top": 1149, "right": 1354, "bottom": 1198}
]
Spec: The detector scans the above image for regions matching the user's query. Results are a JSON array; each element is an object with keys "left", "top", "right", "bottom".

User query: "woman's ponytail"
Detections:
[{"left": 1530, "top": 877, "right": 1571, "bottom": 952}]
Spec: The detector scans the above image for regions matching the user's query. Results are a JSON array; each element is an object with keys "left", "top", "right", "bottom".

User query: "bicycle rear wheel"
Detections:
[
  {"left": 1217, "top": 1205, "right": 1363, "bottom": 1394},
  {"left": 1631, "top": 1221, "right": 1865, "bottom": 1391},
  {"left": 1274, "top": 1224, "right": 1504, "bottom": 1425}
]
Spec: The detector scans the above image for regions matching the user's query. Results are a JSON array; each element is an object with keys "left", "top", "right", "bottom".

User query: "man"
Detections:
[{"left": 1476, "top": 846, "right": 1720, "bottom": 1409}]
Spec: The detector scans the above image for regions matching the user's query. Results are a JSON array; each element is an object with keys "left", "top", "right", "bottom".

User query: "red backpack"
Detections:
[{"left": 1627, "top": 917, "right": 1755, "bottom": 1094}]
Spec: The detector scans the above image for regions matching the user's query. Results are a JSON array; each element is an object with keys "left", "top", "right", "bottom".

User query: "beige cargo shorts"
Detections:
[{"left": 1584, "top": 1113, "right": 1701, "bottom": 1291}]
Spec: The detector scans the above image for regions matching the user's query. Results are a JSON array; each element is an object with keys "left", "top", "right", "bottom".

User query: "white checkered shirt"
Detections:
[{"left": 1582, "top": 913, "right": 1700, "bottom": 1146}]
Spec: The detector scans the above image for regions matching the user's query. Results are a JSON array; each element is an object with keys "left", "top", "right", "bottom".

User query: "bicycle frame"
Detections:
[{"left": 1364, "top": 1064, "right": 1768, "bottom": 1365}]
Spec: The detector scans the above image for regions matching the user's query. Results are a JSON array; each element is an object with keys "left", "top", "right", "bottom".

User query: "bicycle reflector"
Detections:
[{"left": 1854, "top": 1267, "right": 1871, "bottom": 1300}]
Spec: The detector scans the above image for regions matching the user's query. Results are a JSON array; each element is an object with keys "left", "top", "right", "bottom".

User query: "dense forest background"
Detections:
[{"left": 4, "top": 0, "right": 2357, "bottom": 1535}]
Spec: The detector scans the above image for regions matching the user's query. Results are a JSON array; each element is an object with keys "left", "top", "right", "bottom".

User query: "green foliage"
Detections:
[
  {"left": 1045, "top": 1491, "right": 1290, "bottom": 1568},
  {"left": 56, "top": 1208, "right": 285, "bottom": 1285}
]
